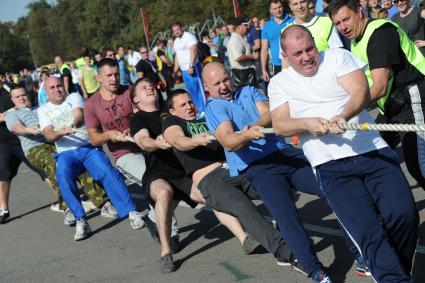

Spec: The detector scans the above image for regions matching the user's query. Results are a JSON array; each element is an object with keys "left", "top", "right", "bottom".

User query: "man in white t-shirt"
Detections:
[
  {"left": 172, "top": 22, "right": 206, "bottom": 115},
  {"left": 269, "top": 25, "right": 418, "bottom": 282},
  {"left": 39, "top": 77, "right": 146, "bottom": 241}
]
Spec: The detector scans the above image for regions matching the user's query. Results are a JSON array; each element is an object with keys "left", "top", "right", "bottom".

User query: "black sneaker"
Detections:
[
  {"left": 160, "top": 253, "right": 177, "bottom": 273},
  {"left": 142, "top": 215, "right": 160, "bottom": 243},
  {"left": 241, "top": 234, "right": 260, "bottom": 255},
  {"left": 0, "top": 208, "right": 10, "bottom": 224},
  {"left": 170, "top": 235, "right": 181, "bottom": 254}
]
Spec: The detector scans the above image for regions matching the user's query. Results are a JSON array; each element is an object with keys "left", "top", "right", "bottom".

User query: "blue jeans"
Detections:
[
  {"left": 243, "top": 146, "right": 324, "bottom": 277},
  {"left": 55, "top": 145, "right": 136, "bottom": 219},
  {"left": 316, "top": 147, "right": 418, "bottom": 283},
  {"left": 182, "top": 62, "right": 206, "bottom": 113}
]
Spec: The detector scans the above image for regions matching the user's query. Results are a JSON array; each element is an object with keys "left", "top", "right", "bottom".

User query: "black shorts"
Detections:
[{"left": 144, "top": 175, "right": 197, "bottom": 208}]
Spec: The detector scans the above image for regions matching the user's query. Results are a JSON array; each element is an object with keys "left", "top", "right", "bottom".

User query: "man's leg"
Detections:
[
  {"left": 363, "top": 148, "right": 419, "bottom": 274},
  {"left": 199, "top": 168, "right": 284, "bottom": 258},
  {"left": 81, "top": 147, "right": 136, "bottom": 217},
  {"left": 401, "top": 132, "right": 425, "bottom": 190},
  {"left": 244, "top": 162, "right": 323, "bottom": 278},
  {"left": 116, "top": 152, "right": 178, "bottom": 235},
  {"left": 0, "top": 143, "right": 22, "bottom": 212},
  {"left": 0, "top": 180, "right": 11, "bottom": 210},
  {"left": 27, "top": 144, "right": 67, "bottom": 210},
  {"left": 55, "top": 151, "right": 86, "bottom": 220},
  {"left": 316, "top": 155, "right": 413, "bottom": 283}
]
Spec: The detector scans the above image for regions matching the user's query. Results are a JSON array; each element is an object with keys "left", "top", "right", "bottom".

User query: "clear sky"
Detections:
[{"left": 0, "top": 0, "right": 56, "bottom": 23}]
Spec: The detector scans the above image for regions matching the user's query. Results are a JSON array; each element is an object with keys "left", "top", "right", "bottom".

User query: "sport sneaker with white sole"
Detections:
[
  {"left": 311, "top": 270, "right": 332, "bottom": 283},
  {"left": 74, "top": 218, "right": 91, "bottom": 241},
  {"left": 355, "top": 256, "right": 371, "bottom": 277},
  {"left": 100, "top": 202, "right": 118, "bottom": 218},
  {"left": 0, "top": 208, "right": 10, "bottom": 224},
  {"left": 63, "top": 209, "right": 76, "bottom": 226},
  {"left": 129, "top": 211, "right": 146, "bottom": 230}
]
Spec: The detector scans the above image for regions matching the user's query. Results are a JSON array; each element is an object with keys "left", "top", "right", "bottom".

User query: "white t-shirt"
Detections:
[
  {"left": 127, "top": 51, "right": 142, "bottom": 67},
  {"left": 227, "top": 32, "right": 255, "bottom": 70},
  {"left": 269, "top": 48, "right": 387, "bottom": 167},
  {"left": 38, "top": 92, "right": 90, "bottom": 153},
  {"left": 174, "top": 31, "right": 198, "bottom": 71}
]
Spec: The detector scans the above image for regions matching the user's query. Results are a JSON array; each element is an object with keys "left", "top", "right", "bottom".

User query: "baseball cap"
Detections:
[{"left": 232, "top": 17, "right": 251, "bottom": 27}]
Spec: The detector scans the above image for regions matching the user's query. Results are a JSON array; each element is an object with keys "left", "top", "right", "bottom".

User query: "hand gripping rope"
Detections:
[{"left": 74, "top": 122, "right": 425, "bottom": 144}]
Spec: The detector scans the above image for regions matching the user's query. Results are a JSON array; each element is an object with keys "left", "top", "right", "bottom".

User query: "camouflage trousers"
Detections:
[{"left": 26, "top": 143, "right": 109, "bottom": 210}]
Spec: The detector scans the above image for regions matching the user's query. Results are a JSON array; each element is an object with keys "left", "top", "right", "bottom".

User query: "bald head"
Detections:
[
  {"left": 45, "top": 76, "right": 66, "bottom": 104},
  {"left": 280, "top": 25, "right": 314, "bottom": 53},
  {"left": 202, "top": 62, "right": 233, "bottom": 100}
]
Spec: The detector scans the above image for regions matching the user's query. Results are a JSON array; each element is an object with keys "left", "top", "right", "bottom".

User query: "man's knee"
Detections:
[{"left": 150, "top": 180, "right": 174, "bottom": 202}]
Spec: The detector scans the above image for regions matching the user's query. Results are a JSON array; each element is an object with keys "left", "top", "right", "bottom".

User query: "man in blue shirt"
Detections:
[
  {"left": 260, "top": 0, "right": 293, "bottom": 82},
  {"left": 117, "top": 46, "right": 131, "bottom": 86},
  {"left": 203, "top": 62, "right": 332, "bottom": 283}
]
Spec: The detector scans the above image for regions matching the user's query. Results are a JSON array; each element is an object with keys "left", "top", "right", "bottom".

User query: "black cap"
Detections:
[{"left": 232, "top": 17, "right": 251, "bottom": 27}]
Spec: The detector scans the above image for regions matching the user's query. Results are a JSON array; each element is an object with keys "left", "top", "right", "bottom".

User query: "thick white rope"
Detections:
[{"left": 72, "top": 122, "right": 425, "bottom": 144}]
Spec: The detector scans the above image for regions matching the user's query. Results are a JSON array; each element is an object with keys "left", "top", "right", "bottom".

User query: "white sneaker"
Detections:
[
  {"left": 100, "top": 202, "right": 118, "bottom": 218},
  {"left": 63, "top": 209, "right": 76, "bottom": 226},
  {"left": 81, "top": 200, "right": 97, "bottom": 213},
  {"left": 74, "top": 218, "right": 91, "bottom": 241},
  {"left": 129, "top": 211, "right": 146, "bottom": 230}
]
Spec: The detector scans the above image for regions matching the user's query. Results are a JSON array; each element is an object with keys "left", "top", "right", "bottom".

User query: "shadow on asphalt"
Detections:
[
  {"left": 177, "top": 209, "right": 235, "bottom": 265},
  {"left": 6, "top": 203, "right": 51, "bottom": 223}
]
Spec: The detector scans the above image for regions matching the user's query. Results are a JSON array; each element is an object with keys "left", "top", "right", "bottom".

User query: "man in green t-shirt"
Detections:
[{"left": 78, "top": 55, "right": 100, "bottom": 99}]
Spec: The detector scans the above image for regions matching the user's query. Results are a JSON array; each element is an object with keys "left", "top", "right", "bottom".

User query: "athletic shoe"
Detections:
[
  {"left": 81, "top": 200, "right": 97, "bottom": 213},
  {"left": 160, "top": 253, "right": 177, "bottom": 273},
  {"left": 355, "top": 256, "right": 371, "bottom": 277},
  {"left": 170, "top": 235, "right": 181, "bottom": 254},
  {"left": 100, "top": 202, "right": 118, "bottom": 218},
  {"left": 0, "top": 208, "right": 10, "bottom": 224},
  {"left": 142, "top": 215, "right": 160, "bottom": 242},
  {"left": 311, "top": 270, "right": 332, "bottom": 283},
  {"left": 63, "top": 209, "right": 76, "bottom": 226},
  {"left": 241, "top": 234, "right": 260, "bottom": 255},
  {"left": 50, "top": 202, "right": 62, "bottom": 212},
  {"left": 74, "top": 218, "right": 91, "bottom": 241},
  {"left": 129, "top": 211, "right": 146, "bottom": 230}
]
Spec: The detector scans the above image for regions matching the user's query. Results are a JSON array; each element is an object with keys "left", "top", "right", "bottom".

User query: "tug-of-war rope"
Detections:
[{"left": 117, "top": 122, "right": 425, "bottom": 143}]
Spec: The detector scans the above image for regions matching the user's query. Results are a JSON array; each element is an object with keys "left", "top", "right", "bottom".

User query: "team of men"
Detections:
[{"left": 1, "top": 0, "right": 425, "bottom": 282}]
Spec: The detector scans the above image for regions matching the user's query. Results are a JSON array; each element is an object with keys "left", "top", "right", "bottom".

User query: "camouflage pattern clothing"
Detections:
[{"left": 26, "top": 143, "right": 109, "bottom": 210}]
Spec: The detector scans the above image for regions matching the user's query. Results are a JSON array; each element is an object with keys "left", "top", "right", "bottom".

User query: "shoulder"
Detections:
[{"left": 162, "top": 115, "right": 181, "bottom": 130}]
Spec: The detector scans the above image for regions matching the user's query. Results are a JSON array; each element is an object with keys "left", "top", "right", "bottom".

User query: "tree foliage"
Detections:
[{"left": 0, "top": 0, "right": 275, "bottom": 70}]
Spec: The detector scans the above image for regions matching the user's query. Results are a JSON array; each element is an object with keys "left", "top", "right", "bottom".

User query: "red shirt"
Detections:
[{"left": 84, "top": 87, "right": 141, "bottom": 160}]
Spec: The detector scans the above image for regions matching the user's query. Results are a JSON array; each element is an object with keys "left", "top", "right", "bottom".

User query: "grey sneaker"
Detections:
[
  {"left": 63, "top": 209, "right": 76, "bottom": 226},
  {"left": 100, "top": 202, "right": 118, "bottom": 218},
  {"left": 0, "top": 208, "right": 10, "bottom": 224},
  {"left": 129, "top": 211, "right": 146, "bottom": 230},
  {"left": 241, "top": 234, "right": 260, "bottom": 255},
  {"left": 160, "top": 253, "right": 177, "bottom": 273},
  {"left": 74, "top": 218, "right": 91, "bottom": 241}
]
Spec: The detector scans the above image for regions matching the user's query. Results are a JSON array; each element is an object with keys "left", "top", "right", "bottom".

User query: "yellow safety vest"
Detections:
[
  {"left": 282, "top": 16, "right": 334, "bottom": 52},
  {"left": 351, "top": 19, "right": 425, "bottom": 113}
]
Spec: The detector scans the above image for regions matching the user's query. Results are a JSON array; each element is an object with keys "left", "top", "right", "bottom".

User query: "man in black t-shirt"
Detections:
[
  {"left": 163, "top": 89, "right": 296, "bottom": 267},
  {"left": 135, "top": 47, "right": 161, "bottom": 85},
  {"left": 129, "top": 78, "right": 248, "bottom": 273},
  {"left": 330, "top": 0, "right": 425, "bottom": 193}
]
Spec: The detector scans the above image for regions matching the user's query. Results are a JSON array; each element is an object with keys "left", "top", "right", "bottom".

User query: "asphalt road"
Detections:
[{"left": 1, "top": 102, "right": 425, "bottom": 283}]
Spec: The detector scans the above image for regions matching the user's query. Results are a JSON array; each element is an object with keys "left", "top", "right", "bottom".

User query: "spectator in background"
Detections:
[
  {"left": 156, "top": 40, "right": 174, "bottom": 94},
  {"left": 221, "top": 25, "right": 231, "bottom": 70},
  {"left": 37, "top": 70, "right": 50, "bottom": 106},
  {"left": 322, "top": 0, "right": 332, "bottom": 12},
  {"left": 368, "top": 0, "right": 382, "bottom": 18},
  {"left": 165, "top": 39, "right": 175, "bottom": 63},
  {"left": 261, "top": 0, "right": 293, "bottom": 82},
  {"left": 392, "top": 0, "right": 425, "bottom": 55},
  {"left": 105, "top": 48, "right": 116, "bottom": 59},
  {"left": 54, "top": 56, "right": 75, "bottom": 94},
  {"left": 227, "top": 23, "right": 235, "bottom": 33},
  {"left": 69, "top": 62, "right": 81, "bottom": 95},
  {"left": 382, "top": 0, "right": 400, "bottom": 18},
  {"left": 172, "top": 22, "right": 206, "bottom": 115},
  {"left": 359, "top": 0, "right": 370, "bottom": 16},
  {"left": 19, "top": 68, "right": 36, "bottom": 107},
  {"left": 227, "top": 17, "right": 258, "bottom": 89},
  {"left": 79, "top": 55, "right": 100, "bottom": 99},
  {"left": 117, "top": 46, "right": 131, "bottom": 86},
  {"left": 136, "top": 46, "right": 161, "bottom": 86},
  {"left": 247, "top": 17, "right": 266, "bottom": 94},
  {"left": 127, "top": 47, "right": 142, "bottom": 83},
  {"left": 309, "top": 0, "right": 317, "bottom": 14}
]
